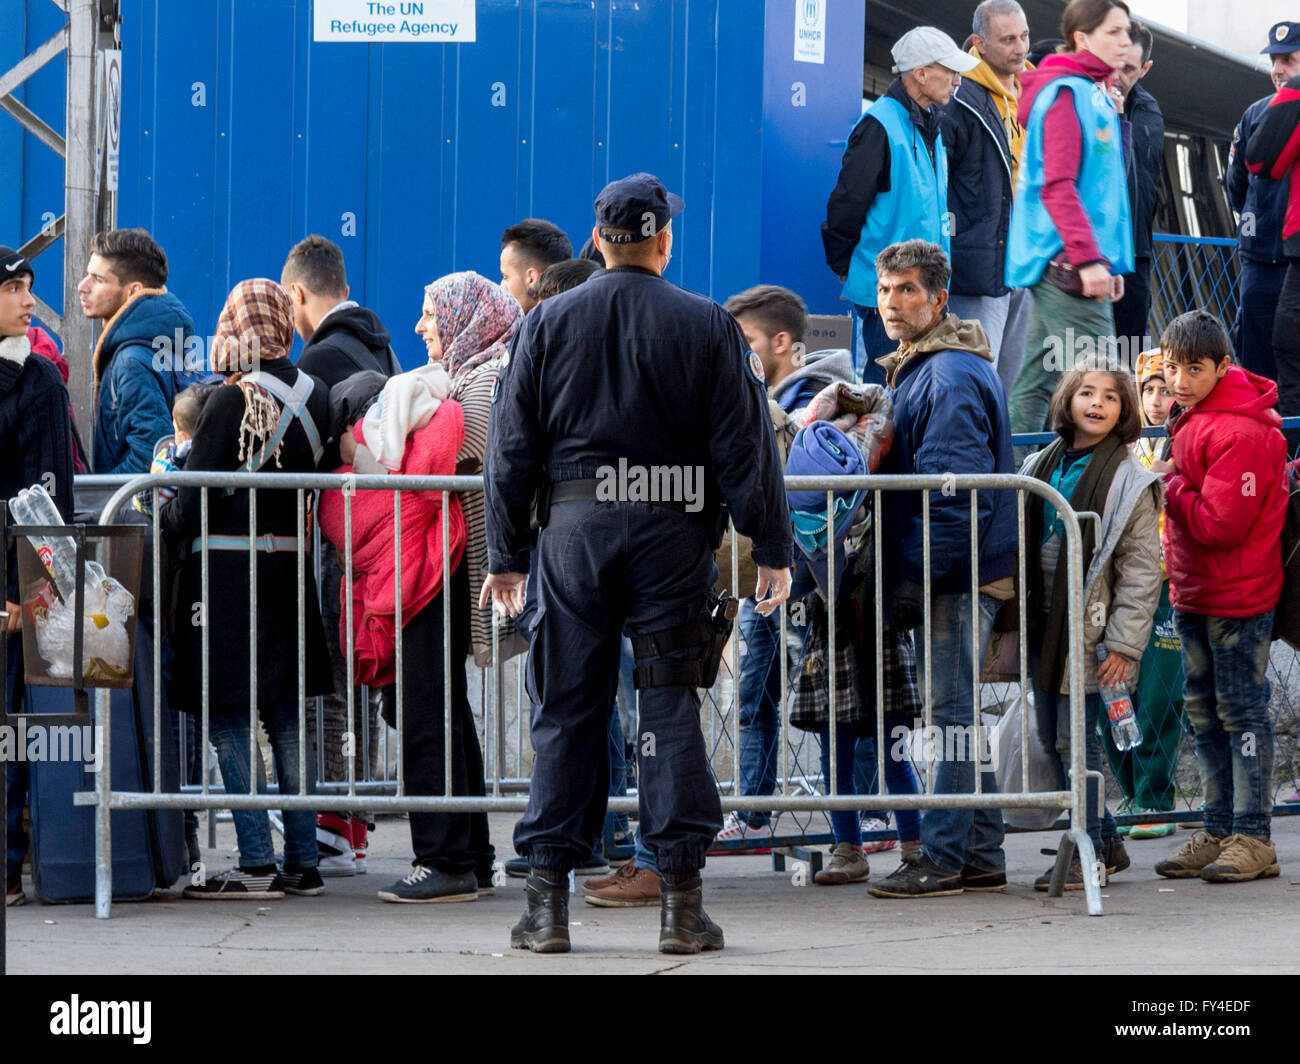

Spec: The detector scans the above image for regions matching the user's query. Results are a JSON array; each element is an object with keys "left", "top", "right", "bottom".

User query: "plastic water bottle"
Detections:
[
  {"left": 8, "top": 484, "right": 78, "bottom": 601},
  {"left": 1097, "top": 644, "right": 1142, "bottom": 750}
]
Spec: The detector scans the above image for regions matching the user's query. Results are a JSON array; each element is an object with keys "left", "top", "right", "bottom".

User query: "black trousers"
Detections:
[
  {"left": 1272, "top": 258, "right": 1300, "bottom": 450},
  {"left": 1235, "top": 257, "right": 1285, "bottom": 381},
  {"left": 1113, "top": 257, "right": 1154, "bottom": 353},
  {"left": 392, "top": 563, "right": 494, "bottom": 876},
  {"left": 513, "top": 500, "right": 723, "bottom": 877}
]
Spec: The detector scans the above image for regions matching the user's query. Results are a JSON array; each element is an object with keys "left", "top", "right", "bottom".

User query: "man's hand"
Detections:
[
  {"left": 1149, "top": 456, "right": 1177, "bottom": 476},
  {"left": 1079, "top": 263, "right": 1113, "bottom": 301},
  {"left": 4, "top": 600, "right": 20, "bottom": 636},
  {"left": 1096, "top": 650, "right": 1131, "bottom": 688},
  {"left": 339, "top": 427, "right": 358, "bottom": 465},
  {"left": 479, "top": 572, "right": 527, "bottom": 617},
  {"left": 753, "top": 565, "right": 792, "bottom": 617},
  {"left": 1110, "top": 273, "right": 1126, "bottom": 303},
  {"left": 889, "top": 579, "right": 925, "bottom": 631}
]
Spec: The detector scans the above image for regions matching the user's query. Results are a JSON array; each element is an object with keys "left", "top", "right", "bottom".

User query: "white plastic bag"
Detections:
[
  {"left": 31, "top": 562, "right": 135, "bottom": 681},
  {"left": 990, "top": 690, "right": 1066, "bottom": 830}
]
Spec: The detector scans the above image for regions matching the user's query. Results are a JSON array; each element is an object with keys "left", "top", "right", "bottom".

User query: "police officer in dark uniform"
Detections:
[{"left": 481, "top": 173, "right": 792, "bottom": 955}]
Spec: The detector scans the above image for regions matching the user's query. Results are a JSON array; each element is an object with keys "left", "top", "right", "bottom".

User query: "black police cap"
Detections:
[
  {"left": 1262, "top": 21, "right": 1300, "bottom": 55},
  {"left": 594, "top": 173, "right": 684, "bottom": 244}
]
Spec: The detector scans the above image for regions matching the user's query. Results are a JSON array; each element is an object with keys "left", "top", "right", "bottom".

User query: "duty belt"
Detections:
[{"left": 550, "top": 478, "right": 695, "bottom": 513}]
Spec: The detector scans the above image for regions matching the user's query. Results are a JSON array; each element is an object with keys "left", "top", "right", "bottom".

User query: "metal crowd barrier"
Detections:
[
  {"left": 58, "top": 469, "right": 1107, "bottom": 919},
  {"left": 1150, "top": 234, "right": 1240, "bottom": 337}
]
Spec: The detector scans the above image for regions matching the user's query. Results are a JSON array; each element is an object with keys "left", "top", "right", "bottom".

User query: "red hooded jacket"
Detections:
[
  {"left": 1162, "top": 366, "right": 1287, "bottom": 617},
  {"left": 1017, "top": 50, "right": 1125, "bottom": 269},
  {"left": 317, "top": 400, "right": 468, "bottom": 685}
]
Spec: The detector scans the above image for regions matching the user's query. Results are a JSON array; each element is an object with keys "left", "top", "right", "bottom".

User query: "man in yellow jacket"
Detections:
[{"left": 939, "top": 0, "right": 1034, "bottom": 395}]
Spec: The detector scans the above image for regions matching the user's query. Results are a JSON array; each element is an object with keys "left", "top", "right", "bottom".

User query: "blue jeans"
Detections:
[
  {"left": 210, "top": 707, "right": 318, "bottom": 869},
  {"left": 820, "top": 727, "right": 922, "bottom": 844},
  {"left": 1033, "top": 681, "right": 1116, "bottom": 853},
  {"left": 852, "top": 304, "right": 891, "bottom": 385},
  {"left": 851, "top": 736, "right": 922, "bottom": 841},
  {"left": 1175, "top": 610, "right": 1275, "bottom": 841},
  {"left": 916, "top": 592, "right": 1005, "bottom": 873},
  {"left": 735, "top": 599, "right": 785, "bottom": 827}
]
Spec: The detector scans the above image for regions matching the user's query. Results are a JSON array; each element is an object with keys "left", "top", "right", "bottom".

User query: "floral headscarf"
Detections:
[
  {"left": 425, "top": 271, "right": 521, "bottom": 381},
  {"left": 213, "top": 278, "right": 294, "bottom": 372}
]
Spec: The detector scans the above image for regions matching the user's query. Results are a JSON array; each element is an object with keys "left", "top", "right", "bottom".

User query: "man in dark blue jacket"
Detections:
[
  {"left": 1114, "top": 22, "right": 1165, "bottom": 356},
  {"left": 1227, "top": 22, "right": 1300, "bottom": 379},
  {"left": 77, "top": 228, "right": 196, "bottom": 474},
  {"left": 483, "top": 174, "right": 792, "bottom": 954},
  {"left": 865, "top": 240, "right": 1016, "bottom": 900},
  {"left": 940, "top": 0, "right": 1032, "bottom": 395}
]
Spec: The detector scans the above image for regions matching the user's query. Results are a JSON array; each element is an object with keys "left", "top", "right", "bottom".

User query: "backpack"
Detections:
[{"left": 1273, "top": 458, "right": 1300, "bottom": 649}]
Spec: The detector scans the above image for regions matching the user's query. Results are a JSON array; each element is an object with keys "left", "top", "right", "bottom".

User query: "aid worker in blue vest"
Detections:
[
  {"left": 822, "top": 26, "right": 977, "bottom": 384},
  {"left": 481, "top": 173, "right": 793, "bottom": 956},
  {"left": 1006, "top": 0, "right": 1134, "bottom": 439}
]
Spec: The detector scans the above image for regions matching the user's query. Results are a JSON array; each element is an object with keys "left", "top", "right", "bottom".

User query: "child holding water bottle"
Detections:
[{"left": 1018, "top": 355, "right": 1162, "bottom": 889}]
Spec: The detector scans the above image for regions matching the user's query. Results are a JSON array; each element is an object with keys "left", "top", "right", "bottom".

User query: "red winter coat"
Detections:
[
  {"left": 1162, "top": 366, "right": 1287, "bottom": 617},
  {"left": 317, "top": 400, "right": 468, "bottom": 685}
]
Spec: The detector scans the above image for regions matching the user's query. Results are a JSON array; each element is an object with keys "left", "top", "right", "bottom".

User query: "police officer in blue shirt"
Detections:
[{"left": 481, "top": 173, "right": 793, "bottom": 955}]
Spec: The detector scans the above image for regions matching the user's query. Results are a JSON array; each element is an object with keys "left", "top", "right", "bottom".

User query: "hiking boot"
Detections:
[
  {"left": 377, "top": 864, "right": 478, "bottom": 903},
  {"left": 1103, "top": 835, "right": 1130, "bottom": 875},
  {"left": 583, "top": 862, "right": 661, "bottom": 907},
  {"left": 1199, "top": 834, "right": 1280, "bottom": 883},
  {"left": 960, "top": 864, "right": 1007, "bottom": 893},
  {"left": 280, "top": 866, "right": 325, "bottom": 896},
  {"left": 1154, "top": 831, "right": 1224, "bottom": 879},
  {"left": 813, "top": 843, "right": 870, "bottom": 885},
  {"left": 866, "top": 854, "right": 963, "bottom": 898},
  {"left": 658, "top": 877, "right": 724, "bottom": 954},
  {"left": 511, "top": 874, "right": 571, "bottom": 954},
  {"left": 183, "top": 866, "right": 286, "bottom": 900}
]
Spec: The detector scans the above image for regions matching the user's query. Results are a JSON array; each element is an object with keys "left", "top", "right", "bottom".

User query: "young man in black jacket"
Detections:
[
  {"left": 281, "top": 234, "right": 397, "bottom": 876},
  {"left": 1113, "top": 21, "right": 1165, "bottom": 357},
  {"left": 1, "top": 245, "right": 76, "bottom": 907}
]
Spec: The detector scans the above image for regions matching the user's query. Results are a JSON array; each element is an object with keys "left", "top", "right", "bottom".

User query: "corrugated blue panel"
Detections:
[
  {"left": 762, "top": 0, "right": 865, "bottom": 315},
  {"left": 6, "top": 0, "right": 864, "bottom": 370}
]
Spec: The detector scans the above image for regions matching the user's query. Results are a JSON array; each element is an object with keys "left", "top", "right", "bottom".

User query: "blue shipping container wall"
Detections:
[{"left": 3, "top": 0, "right": 864, "bottom": 369}]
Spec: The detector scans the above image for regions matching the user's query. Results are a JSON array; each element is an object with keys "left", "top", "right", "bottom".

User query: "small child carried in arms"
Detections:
[{"left": 134, "top": 382, "right": 221, "bottom": 515}]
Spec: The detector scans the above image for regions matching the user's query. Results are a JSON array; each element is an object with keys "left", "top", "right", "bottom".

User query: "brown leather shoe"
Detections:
[{"left": 582, "top": 861, "right": 661, "bottom": 907}]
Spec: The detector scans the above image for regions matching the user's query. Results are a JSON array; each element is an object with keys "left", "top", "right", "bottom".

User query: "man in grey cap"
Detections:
[
  {"left": 822, "top": 26, "right": 977, "bottom": 383},
  {"left": 483, "top": 173, "right": 792, "bottom": 955}
]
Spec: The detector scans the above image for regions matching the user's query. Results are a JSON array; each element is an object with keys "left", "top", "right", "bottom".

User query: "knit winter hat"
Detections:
[
  {"left": 0, "top": 246, "right": 34, "bottom": 283},
  {"left": 1135, "top": 348, "right": 1164, "bottom": 385}
]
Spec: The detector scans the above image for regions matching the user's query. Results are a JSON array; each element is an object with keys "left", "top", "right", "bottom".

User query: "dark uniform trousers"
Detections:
[
  {"left": 1236, "top": 258, "right": 1285, "bottom": 382},
  {"left": 513, "top": 498, "right": 724, "bottom": 876}
]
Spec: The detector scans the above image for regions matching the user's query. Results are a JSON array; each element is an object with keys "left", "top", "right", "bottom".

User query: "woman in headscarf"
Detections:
[
  {"left": 162, "top": 278, "right": 333, "bottom": 900},
  {"left": 417, "top": 270, "right": 527, "bottom": 667}
]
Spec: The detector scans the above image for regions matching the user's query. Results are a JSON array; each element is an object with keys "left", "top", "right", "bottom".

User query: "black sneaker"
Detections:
[
  {"left": 505, "top": 856, "right": 608, "bottom": 878},
  {"left": 280, "top": 866, "right": 325, "bottom": 896},
  {"left": 866, "top": 855, "right": 963, "bottom": 898},
  {"left": 960, "top": 864, "right": 1007, "bottom": 893},
  {"left": 183, "top": 867, "right": 286, "bottom": 900},
  {"left": 377, "top": 864, "right": 478, "bottom": 904}
]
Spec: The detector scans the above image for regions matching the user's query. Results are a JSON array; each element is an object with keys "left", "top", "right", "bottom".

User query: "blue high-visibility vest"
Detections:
[
  {"left": 842, "top": 96, "right": 950, "bottom": 307},
  {"left": 1007, "top": 75, "right": 1134, "bottom": 287}
]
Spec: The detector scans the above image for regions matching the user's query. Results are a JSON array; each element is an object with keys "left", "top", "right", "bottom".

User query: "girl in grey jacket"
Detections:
[{"left": 1018, "top": 357, "right": 1163, "bottom": 890}]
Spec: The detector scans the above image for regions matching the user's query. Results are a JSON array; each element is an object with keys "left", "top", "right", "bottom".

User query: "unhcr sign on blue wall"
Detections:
[{"left": 314, "top": 0, "right": 477, "bottom": 42}]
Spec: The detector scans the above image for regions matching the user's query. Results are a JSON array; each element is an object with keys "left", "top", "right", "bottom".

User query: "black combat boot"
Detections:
[
  {"left": 658, "top": 875, "right": 724, "bottom": 954},
  {"left": 510, "top": 873, "right": 571, "bottom": 953}
]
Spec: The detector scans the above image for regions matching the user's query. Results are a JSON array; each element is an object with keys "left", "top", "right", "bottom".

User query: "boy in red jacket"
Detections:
[{"left": 1149, "top": 310, "right": 1287, "bottom": 883}]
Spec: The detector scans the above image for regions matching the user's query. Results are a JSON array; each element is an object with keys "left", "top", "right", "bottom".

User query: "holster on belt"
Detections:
[{"left": 631, "top": 589, "right": 738, "bottom": 690}]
